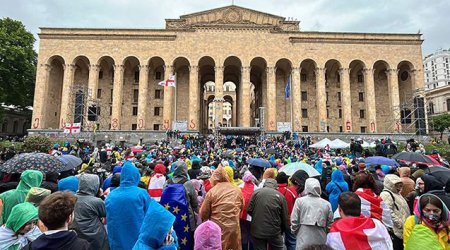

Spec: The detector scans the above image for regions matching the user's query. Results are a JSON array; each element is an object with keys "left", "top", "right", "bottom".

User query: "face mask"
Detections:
[{"left": 424, "top": 212, "right": 441, "bottom": 224}]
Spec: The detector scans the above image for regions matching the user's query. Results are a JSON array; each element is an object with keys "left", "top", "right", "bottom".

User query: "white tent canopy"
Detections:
[
  {"left": 361, "top": 141, "right": 377, "bottom": 148},
  {"left": 330, "top": 139, "right": 350, "bottom": 149},
  {"left": 309, "top": 138, "right": 333, "bottom": 148}
]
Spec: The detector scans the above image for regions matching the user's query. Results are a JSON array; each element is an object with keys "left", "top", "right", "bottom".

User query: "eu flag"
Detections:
[
  {"left": 160, "top": 184, "right": 193, "bottom": 250},
  {"left": 285, "top": 77, "right": 291, "bottom": 99}
]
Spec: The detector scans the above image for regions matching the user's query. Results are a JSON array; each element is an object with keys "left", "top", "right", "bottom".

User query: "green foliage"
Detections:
[
  {"left": 429, "top": 114, "right": 450, "bottom": 139},
  {"left": 425, "top": 143, "right": 450, "bottom": 160},
  {"left": 0, "top": 140, "right": 23, "bottom": 151},
  {"left": 22, "top": 135, "right": 51, "bottom": 153},
  {"left": 0, "top": 17, "right": 37, "bottom": 109}
]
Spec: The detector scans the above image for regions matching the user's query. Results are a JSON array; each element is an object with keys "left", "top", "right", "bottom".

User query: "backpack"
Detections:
[
  {"left": 405, "top": 216, "right": 443, "bottom": 250},
  {"left": 160, "top": 184, "right": 193, "bottom": 250}
]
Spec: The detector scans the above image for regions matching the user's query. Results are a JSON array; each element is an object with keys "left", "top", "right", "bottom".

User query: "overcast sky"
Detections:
[{"left": 1, "top": 0, "right": 449, "bottom": 56}]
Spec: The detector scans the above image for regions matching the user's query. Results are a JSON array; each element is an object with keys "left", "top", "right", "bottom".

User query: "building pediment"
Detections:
[{"left": 166, "top": 5, "right": 300, "bottom": 31}]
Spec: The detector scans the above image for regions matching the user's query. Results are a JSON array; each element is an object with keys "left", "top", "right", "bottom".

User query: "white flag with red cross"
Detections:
[
  {"left": 64, "top": 123, "right": 81, "bottom": 134},
  {"left": 158, "top": 75, "right": 176, "bottom": 87}
]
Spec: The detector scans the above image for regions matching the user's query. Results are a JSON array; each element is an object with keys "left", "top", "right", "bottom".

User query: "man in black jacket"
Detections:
[
  {"left": 247, "top": 178, "right": 289, "bottom": 250},
  {"left": 23, "top": 191, "right": 90, "bottom": 250}
]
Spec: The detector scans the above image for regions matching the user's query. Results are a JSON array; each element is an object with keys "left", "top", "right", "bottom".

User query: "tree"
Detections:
[
  {"left": 22, "top": 135, "right": 51, "bottom": 153},
  {"left": 429, "top": 113, "right": 450, "bottom": 140},
  {"left": 0, "top": 18, "right": 37, "bottom": 112}
]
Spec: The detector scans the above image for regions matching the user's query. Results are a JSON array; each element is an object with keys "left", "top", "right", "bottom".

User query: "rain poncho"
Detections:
[
  {"left": 133, "top": 200, "right": 178, "bottom": 250},
  {"left": 326, "top": 170, "right": 349, "bottom": 212},
  {"left": 194, "top": 221, "right": 222, "bottom": 250},
  {"left": 0, "top": 170, "right": 43, "bottom": 224},
  {"left": 200, "top": 167, "right": 243, "bottom": 250},
  {"left": 0, "top": 202, "right": 41, "bottom": 250},
  {"left": 106, "top": 161, "right": 151, "bottom": 250},
  {"left": 291, "top": 178, "right": 333, "bottom": 249},
  {"left": 58, "top": 176, "right": 79, "bottom": 193},
  {"left": 73, "top": 174, "right": 108, "bottom": 250},
  {"left": 25, "top": 187, "right": 51, "bottom": 207},
  {"left": 224, "top": 166, "right": 243, "bottom": 187}
]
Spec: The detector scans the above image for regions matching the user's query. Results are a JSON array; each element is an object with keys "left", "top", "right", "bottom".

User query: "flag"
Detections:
[
  {"left": 158, "top": 74, "right": 176, "bottom": 87},
  {"left": 326, "top": 216, "right": 393, "bottom": 250},
  {"left": 63, "top": 123, "right": 81, "bottom": 134},
  {"left": 285, "top": 76, "right": 291, "bottom": 99}
]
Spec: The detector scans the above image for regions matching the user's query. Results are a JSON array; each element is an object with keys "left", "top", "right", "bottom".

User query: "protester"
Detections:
[
  {"left": 40, "top": 172, "right": 59, "bottom": 193},
  {"left": 405, "top": 177, "right": 424, "bottom": 214},
  {"left": 422, "top": 174, "right": 450, "bottom": 209},
  {"left": 326, "top": 169, "right": 349, "bottom": 212},
  {"left": 194, "top": 221, "right": 222, "bottom": 250},
  {"left": 23, "top": 191, "right": 90, "bottom": 249},
  {"left": 398, "top": 167, "right": 415, "bottom": 198},
  {"left": 25, "top": 187, "right": 51, "bottom": 207},
  {"left": 73, "top": 174, "right": 108, "bottom": 250},
  {"left": 403, "top": 194, "right": 450, "bottom": 249},
  {"left": 0, "top": 202, "right": 42, "bottom": 250},
  {"left": 106, "top": 161, "right": 151, "bottom": 250},
  {"left": 103, "top": 173, "right": 120, "bottom": 198},
  {"left": 58, "top": 176, "right": 79, "bottom": 194},
  {"left": 326, "top": 192, "right": 393, "bottom": 249},
  {"left": 148, "top": 164, "right": 166, "bottom": 201},
  {"left": 290, "top": 170, "right": 309, "bottom": 197},
  {"left": 239, "top": 171, "right": 256, "bottom": 250},
  {"left": 0, "top": 170, "right": 43, "bottom": 224},
  {"left": 291, "top": 178, "right": 333, "bottom": 248},
  {"left": 380, "top": 174, "right": 410, "bottom": 249},
  {"left": 276, "top": 171, "right": 297, "bottom": 250},
  {"left": 200, "top": 166, "right": 243, "bottom": 250}
]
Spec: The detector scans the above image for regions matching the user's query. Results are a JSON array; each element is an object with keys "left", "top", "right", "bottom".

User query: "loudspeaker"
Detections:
[
  {"left": 414, "top": 97, "right": 426, "bottom": 135},
  {"left": 88, "top": 106, "right": 97, "bottom": 121}
]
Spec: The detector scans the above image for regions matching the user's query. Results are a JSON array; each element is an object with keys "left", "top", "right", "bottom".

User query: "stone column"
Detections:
[
  {"left": 364, "top": 68, "right": 377, "bottom": 132},
  {"left": 240, "top": 66, "right": 251, "bottom": 127},
  {"left": 59, "top": 64, "right": 76, "bottom": 128},
  {"left": 188, "top": 65, "right": 199, "bottom": 131},
  {"left": 162, "top": 65, "right": 174, "bottom": 130},
  {"left": 111, "top": 64, "right": 124, "bottom": 130},
  {"left": 339, "top": 68, "right": 352, "bottom": 132},
  {"left": 292, "top": 67, "right": 301, "bottom": 132},
  {"left": 387, "top": 69, "right": 401, "bottom": 130},
  {"left": 32, "top": 63, "right": 51, "bottom": 129},
  {"left": 315, "top": 67, "right": 327, "bottom": 132},
  {"left": 88, "top": 64, "right": 100, "bottom": 100},
  {"left": 266, "top": 67, "right": 276, "bottom": 131},
  {"left": 233, "top": 99, "right": 237, "bottom": 127},
  {"left": 214, "top": 66, "right": 224, "bottom": 127},
  {"left": 137, "top": 65, "right": 149, "bottom": 130}
]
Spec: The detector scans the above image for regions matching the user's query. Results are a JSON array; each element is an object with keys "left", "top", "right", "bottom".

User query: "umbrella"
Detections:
[
  {"left": 280, "top": 162, "right": 320, "bottom": 177},
  {"left": 148, "top": 145, "right": 159, "bottom": 149},
  {"left": 426, "top": 166, "right": 450, "bottom": 186},
  {"left": 131, "top": 147, "right": 143, "bottom": 153},
  {"left": 426, "top": 155, "right": 444, "bottom": 167},
  {"left": 265, "top": 148, "right": 276, "bottom": 155},
  {"left": 392, "top": 152, "right": 434, "bottom": 164},
  {"left": 246, "top": 158, "right": 271, "bottom": 168},
  {"left": 58, "top": 155, "right": 83, "bottom": 172},
  {"left": 236, "top": 148, "right": 243, "bottom": 153},
  {"left": 0, "top": 153, "right": 64, "bottom": 173},
  {"left": 365, "top": 156, "right": 399, "bottom": 167}
]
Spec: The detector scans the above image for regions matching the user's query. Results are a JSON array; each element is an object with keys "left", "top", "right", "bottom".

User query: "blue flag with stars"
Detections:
[
  {"left": 285, "top": 76, "right": 291, "bottom": 99},
  {"left": 160, "top": 184, "right": 193, "bottom": 250}
]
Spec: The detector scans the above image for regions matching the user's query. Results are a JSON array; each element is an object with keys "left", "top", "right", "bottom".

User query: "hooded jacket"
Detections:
[
  {"left": 24, "top": 231, "right": 90, "bottom": 250},
  {"left": 106, "top": 161, "right": 151, "bottom": 250},
  {"left": 194, "top": 221, "right": 222, "bottom": 250},
  {"left": 0, "top": 202, "right": 41, "bottom": 250},
  {"left": 200, "top": 167, "right": 243, "bottom": 250},
  {"left": 73, "top": 174, "right": 108, "bottom": 250},
  {"left": 133, "top": 200, "right": 178, "bottom": 250},
  {"left": 58, "top": 176, "right": 79, "bottom": 193},
  {"left": 399, "top": 167, "right": 415, "bottom": 197},
  {"left": 380, "top": 174, "right": 410, "bottom": 239},
  {"left": 291, "top": 178, "right": 333, "bottom": 248},
  {"left": 326, "top": 170, "right": 349, "bottom": 212},
  {"left": 247, "top": 178, "right": 289, "bottom": 239},
  {"left": 422, "top": 174, "right": 450, "bottom": 210},
  {"left": 0, "top": 170, "right": 43, "bottom": 224}
]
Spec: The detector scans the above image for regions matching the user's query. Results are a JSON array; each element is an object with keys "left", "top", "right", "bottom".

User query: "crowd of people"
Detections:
[{"left": 0, "top": 134, "right": 448, "bottom": 250}]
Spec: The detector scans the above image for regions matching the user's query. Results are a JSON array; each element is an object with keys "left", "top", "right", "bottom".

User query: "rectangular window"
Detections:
[
  {"left": 134, "top": 70, "right": 139, "bottom": 83},
  {"left": 340, "top": 126, "right": 343, "bottom": 132},
  {"left": 131, "top": 124, "right": 137, "bottom": 130},
  {"left": 155, "top": 72, "right": 162, "bottom": 80},
  {"left": 154, "top": 124, "right": 160, "bottom": 131},
  {"left": 327, "top": 109, "right": 329, "bottom": 118},
  {"left": 337, "top": 74, "right": 340, "bottom": 83},
  {"left": 155, "top": 90, "right": 161, "bottom": 99},
  {"left": 302, "top": 109, "right": 308, "bottom": 118},
  {"left": 301, "top": 73, "right": 307, "bottom": 82},
  {"left": 301, "top": 91, "right": 307, "bottom": 101},
  {"left": 339, "top": 109, "right": 342, "bottom": 118},
  {"left": 357, "top": 74, "right": 363, "bottom": 83},
  {"left": 337, "top": 92, "right": 341, "bottom": 102},
  {"left": 109, "top": 106, "right": 112, "bottom": 116},
  {"left": 99, "top": 70, "right": 103, "bottom": 79},
  {"left": 110, "top": 89, "right": 113, "bottom": 102},
  {"left": 359, "top": 92, "right": 364, "bottom": 102},
  {"left": 361, "top": 126, "right": 367, "bottom": 133},
  {"left": 133, "top": 89, "right": 139, "bottom": 103},
  {"left": 132, "top": 106, "right": 138, "bottom": 116},
  {"left": 360, "top": 109, "right": 365, "bottom": 119},
  {"left": 154, "top": 107, "right": 161, "bottom": 116},
  {"left": 97, "top": 89, "right": 102, "bottom": 99},
  {"left": 302, "top": 126, "right": 308, "bottom": 132},
  {"left": 326, "top": 92, "right": 329, "bottom": 102}
]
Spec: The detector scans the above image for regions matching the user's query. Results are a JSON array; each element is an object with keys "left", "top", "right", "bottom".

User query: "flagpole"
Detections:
[
  {"left": 290, "top": 73, "right": 293, "bottom": 133},
  {"left": 173, "top": 73, "right": 177, "bottom": 129}
]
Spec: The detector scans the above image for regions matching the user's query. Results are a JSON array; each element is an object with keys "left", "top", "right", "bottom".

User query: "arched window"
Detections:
[
  {"left": 447, "top": 99, "right": 450, "bottom": 112},
  {"left": 1, "top": 121, "right": 8, "bottom": 133}
]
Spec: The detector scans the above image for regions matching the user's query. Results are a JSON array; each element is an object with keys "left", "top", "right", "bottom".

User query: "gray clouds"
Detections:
[{"left": 1, "top": 0, "right": 449, "bottom": 55}]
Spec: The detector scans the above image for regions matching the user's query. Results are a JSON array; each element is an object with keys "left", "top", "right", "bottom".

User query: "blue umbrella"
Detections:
[
  {"left": 365, "top": 156, "right": 399, "bottom": 167},
  {"left": 236, "top": 148, "right": 243, "bottom": 153},
  {"left": 58, "top": 155, "right": 83, "bottom": 172},
  {"left": 280, "top": 162, "right": 320, "bottom": 177},
  {"left": 246, "top": 158, "right": 271, "bottom": 168}
]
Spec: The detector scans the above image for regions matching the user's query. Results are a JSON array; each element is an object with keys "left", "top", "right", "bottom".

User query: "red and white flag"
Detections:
[
  {"left": 355, "top": 188, "right": 393, "bottom": 229},
  {"left": 158, "top": 75, "right": 176, "bottom": 87},
  {"left": 64, "top": 123, "right": 81, "bottom": 134},
  {"left": 327, "top": 216, "right": 393, "bottom": 250}
]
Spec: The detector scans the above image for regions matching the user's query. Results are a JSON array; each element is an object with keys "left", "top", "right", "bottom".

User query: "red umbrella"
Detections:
[
  {"left": 131, "top": 147, "right": 143, "bottom": 153},
  {"left": 426, "top": 155, "right": 443, "bottom": 167}
]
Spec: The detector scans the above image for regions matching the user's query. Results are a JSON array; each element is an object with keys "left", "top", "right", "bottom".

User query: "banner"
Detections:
[
  {"left": 277, "top": 122, "right": 291, "bottom": 132},
  {"left": 173, "top": 120, "right": 188, "bottom": 131}
]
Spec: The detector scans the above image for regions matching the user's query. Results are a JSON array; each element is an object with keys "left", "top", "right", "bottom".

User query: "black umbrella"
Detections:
[
  {"left": 265, "top": 148, "right": 276, "bottom": 155},
  {"left": 392, "top": 152, "right": 434, "bottom": 164},
  {"left": 426, "top": 167, "right": 450, "bottom": 185},
  {"left": 0, "top": 153, "right": 64, "bottom": 173}
]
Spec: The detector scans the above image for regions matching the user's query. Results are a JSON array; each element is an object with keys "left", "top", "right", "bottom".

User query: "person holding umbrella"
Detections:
[{"left": 0, "top": 170, "right": 43, "bottom": 224}]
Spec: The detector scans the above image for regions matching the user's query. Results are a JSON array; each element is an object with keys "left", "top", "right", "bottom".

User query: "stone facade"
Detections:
[{"left": 31, "top": 5, "right": 424, "bottom": 134}]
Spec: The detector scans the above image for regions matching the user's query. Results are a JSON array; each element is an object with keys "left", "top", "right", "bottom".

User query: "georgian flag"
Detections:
[
  {"left": 355, "top": 188, "right": 394, "bottom": 229},
  {"left": 327, "top": 216, "right": 393, "bottom": 250},
  {"left": 63, "top": 123, "right": 81, "bottom": 134},
  {"left": 158, "top": 75, "right": 176, "bottom": 87}
]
